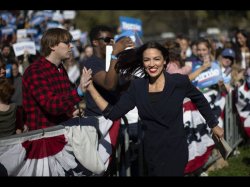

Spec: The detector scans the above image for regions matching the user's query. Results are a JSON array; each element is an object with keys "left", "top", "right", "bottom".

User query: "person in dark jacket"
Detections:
[{"left": 81, "top": 41, "right": 224, "bottom": 176}]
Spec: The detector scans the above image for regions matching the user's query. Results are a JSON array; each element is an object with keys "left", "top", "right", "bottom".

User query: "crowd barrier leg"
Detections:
[
  {"left": 203, "top": 91, "right": 244, "bottom": 173},
  {"left": 114, "top": 116, "right": 145, "bottom": 176},
  {"left": 226, "top": 91, "right": 244, "bottom": 149}
]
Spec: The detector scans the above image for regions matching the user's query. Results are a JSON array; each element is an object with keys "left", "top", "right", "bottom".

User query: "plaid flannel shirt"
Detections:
[{"left": 22, "top": 57, "right": 82, "bottom": 130}]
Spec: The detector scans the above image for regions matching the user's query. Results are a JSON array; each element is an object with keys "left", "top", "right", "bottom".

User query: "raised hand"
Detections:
[
  {"left": 80, "top": 67, "right": 93, "bottom": 92},
  {"left": 112, "top": 37, "right": 135, "bottom": 56}
]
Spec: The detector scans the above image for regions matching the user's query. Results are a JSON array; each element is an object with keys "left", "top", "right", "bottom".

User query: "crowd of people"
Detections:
[{"left": 0, "top": 10, "right": 250, "bottom": 176}]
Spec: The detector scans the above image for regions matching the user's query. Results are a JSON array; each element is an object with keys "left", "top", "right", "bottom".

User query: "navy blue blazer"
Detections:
[{"left": 104, "top": 71, "right": 218, "bottom": 175}]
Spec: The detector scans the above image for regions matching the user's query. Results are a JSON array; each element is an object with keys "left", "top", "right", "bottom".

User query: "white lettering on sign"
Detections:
[
  {"left": 121, "top": 22, "right": 141, "bottom": 31},
  {"left": 195, "top": 69, "right": 220, "bottom": 83}
]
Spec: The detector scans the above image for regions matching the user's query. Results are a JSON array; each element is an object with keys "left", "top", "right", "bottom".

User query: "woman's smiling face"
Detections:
[{"left": 143, "top": 48, "right": 166, "bottom": 78}]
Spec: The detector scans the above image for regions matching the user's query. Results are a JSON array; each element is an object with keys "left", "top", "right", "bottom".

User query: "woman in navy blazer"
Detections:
[{"left": 81, "top": 41, "right": 224, "bottom": 176}]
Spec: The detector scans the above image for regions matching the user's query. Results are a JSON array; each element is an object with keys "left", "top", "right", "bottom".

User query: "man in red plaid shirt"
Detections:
[{"left": 22, "top": 28, "right": 86, "bottom": 130}]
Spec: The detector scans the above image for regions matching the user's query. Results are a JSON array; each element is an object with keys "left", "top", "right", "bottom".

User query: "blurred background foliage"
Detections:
[{"left": 75, "top": 10, "right": 250, "bottom": 41}]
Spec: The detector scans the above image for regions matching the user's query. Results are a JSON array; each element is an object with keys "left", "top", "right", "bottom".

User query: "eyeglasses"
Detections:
[
  {"left": 61, "top": 41, "right": 72, "bottom": 47},
  {"left": 97, "top": 37, "right": 114, "bottom": 44}
]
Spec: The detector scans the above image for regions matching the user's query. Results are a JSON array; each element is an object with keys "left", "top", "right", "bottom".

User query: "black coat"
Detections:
[{"left": 105, "top": 72, "right": 218, "bottom": 176}]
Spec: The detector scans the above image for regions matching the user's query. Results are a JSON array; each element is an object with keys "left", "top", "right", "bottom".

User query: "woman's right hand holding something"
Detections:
[
  {"left": 212, "top": 125, "right": 224, "bottom": 139},
  {"left": 112, "top": 37, "right": 134, "bottom": 56},
  {"left": 201, "top": 55, "right": 211, "bottom": 71}
]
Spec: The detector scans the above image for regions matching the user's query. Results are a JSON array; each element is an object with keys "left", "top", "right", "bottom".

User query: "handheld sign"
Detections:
[
  {"left": 13, "top": 41, "right": 36, "bottom": 57},
  {"left": 192, "top": 61, "right": 223, "bottom": 89},
  {"left": 119, "top": 16, "right": 143, "bottom": 37}
]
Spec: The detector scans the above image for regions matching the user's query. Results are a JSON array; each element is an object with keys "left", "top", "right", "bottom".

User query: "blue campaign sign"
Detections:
[
  {"left": 0, "top": 12, "right": 12, "bottom": 23},
  {"left": 43, "top": 10, "right": 53, "bottom": 19},
  {"left": 119, "top": 16, "right": 143, "bottom": 37},
  {"left": 1, "top": 26, "right": 14, "bottom": 35},
  {"left": 30, "top": 16, "right": 45, "bottom": 26},
  {"left": 192, "top": 61, "right": 223, "bottom": 89},
  {"left": 46, "top": 21, "right": 60, "bottom": 29},
  {"left": 27, "top": 28, "right": 38, "bottom": 35}
]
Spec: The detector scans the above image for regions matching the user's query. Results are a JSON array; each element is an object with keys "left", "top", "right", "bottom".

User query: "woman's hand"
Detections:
[
  {"left": 212, "top": 125, "right": 224, "bottom": 139},
  {"left": 201, "top": 55, "right": 211, "bottom": 71},
  {"left": 80, "top": 67, "right": 93, "bottom": 92}
]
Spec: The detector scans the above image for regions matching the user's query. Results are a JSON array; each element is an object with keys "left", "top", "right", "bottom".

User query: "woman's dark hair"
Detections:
[
  {"left": 234, "top": 29, "right": 250, "bottom": 63},
  {"left": 235, "top": 29, "right": 250, "bottom": 45},
  {"left": 0, "top": 78, "right": 14, "bottom": 104},
  {"left": 164, "top": 40, "right": 184, "bottom": 67},
  {"left": 115, "top": 41, "right": 169, "bottom": 79}
]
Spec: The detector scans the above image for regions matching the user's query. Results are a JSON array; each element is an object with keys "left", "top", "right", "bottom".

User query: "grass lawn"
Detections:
[{"left": 208, "top": 144, "right": 250, "bottom": 176}]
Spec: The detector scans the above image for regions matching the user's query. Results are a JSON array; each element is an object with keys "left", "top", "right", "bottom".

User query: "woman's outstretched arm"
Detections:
[
  {"left": 81, "top": 67, "right": 136, "bottom": 121},
  {"left": 80, "top": 67, "right": 109, "bottom": 112}
]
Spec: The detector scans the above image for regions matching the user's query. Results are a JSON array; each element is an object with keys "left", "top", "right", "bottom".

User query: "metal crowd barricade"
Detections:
[
  {"left": 203, "top": 90, "right": 244, "bottom": 170},
  {"left": 114, "top": 118, "right": 130, "bottom": 176},
  {"left": 225, "top": 90, "right": 244, "bottom": 149},
  {"left": 0, "top": 125, "right": 65, "bottom": 141},
  {"left": 114, "top": 116, "right": 145, "bottom": 176}
]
